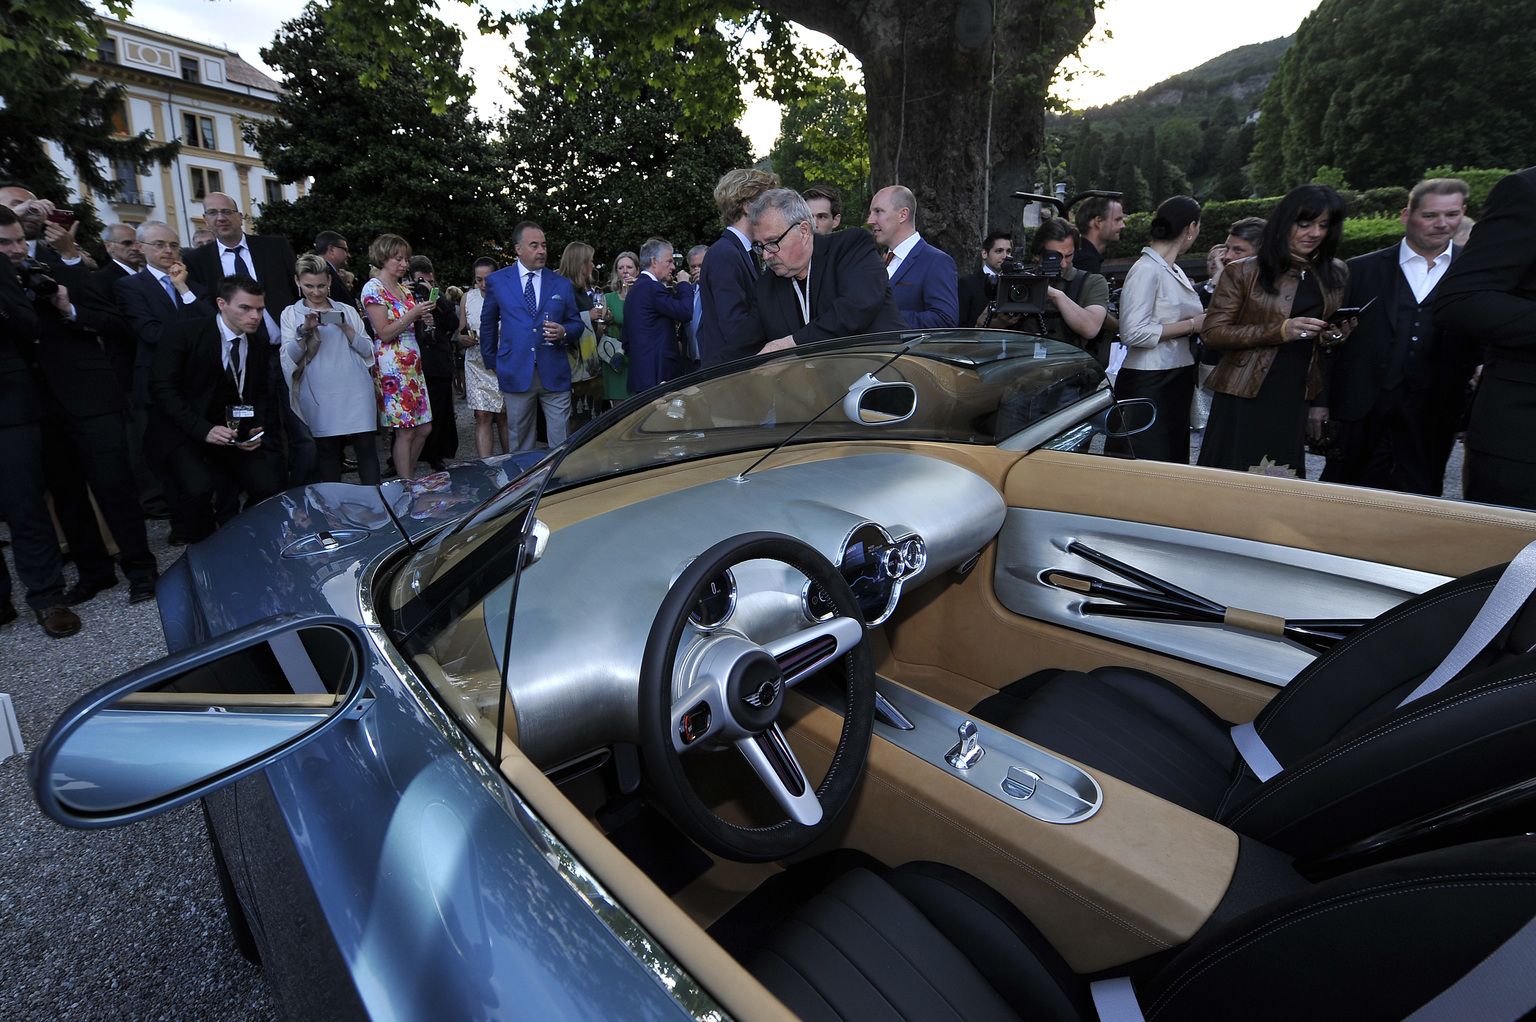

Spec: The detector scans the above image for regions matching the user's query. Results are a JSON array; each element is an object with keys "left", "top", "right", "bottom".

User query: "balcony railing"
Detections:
[{"left": 111, "top": 189, "right": 156, "bottom": 206}]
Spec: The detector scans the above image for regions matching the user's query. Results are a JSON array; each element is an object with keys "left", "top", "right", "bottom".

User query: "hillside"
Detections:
[{"left": 1047, "top": 36, "right": 1295, "bottom": 206}]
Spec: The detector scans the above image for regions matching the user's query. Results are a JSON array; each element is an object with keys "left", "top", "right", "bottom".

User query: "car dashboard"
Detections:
[{"left": 452, "top": 451, "right": 1007, "bottom": 768}]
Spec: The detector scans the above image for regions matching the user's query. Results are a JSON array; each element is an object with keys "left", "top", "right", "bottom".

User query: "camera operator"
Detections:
[
  {"left": 0, "top": 182, "right": 94, "bottom": 270},
  {"left": 996, "top": 218, "right": 1109, "bottom": 351}
]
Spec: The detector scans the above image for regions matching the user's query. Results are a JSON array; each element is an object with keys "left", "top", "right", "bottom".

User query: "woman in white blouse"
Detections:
[
  {"left": 1112, "top": 195, "right": 1206, "bottom": 462},
  {"left": 281, "top": 254, "right": 380, "bottom": 483}
]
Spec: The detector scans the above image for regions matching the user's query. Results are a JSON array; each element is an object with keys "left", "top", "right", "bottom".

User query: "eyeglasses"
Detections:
[
  {"left": 204, "top": 208, "right": 241, "bottom": 219},
  {"left": 754, "top": 220, "right": 806, "bottom": 256},
  {"left": 141, "top": 239, "right": 181, "bottom": 250}
]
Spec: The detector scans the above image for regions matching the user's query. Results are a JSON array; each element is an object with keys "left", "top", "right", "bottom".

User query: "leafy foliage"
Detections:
[
  {"left": 499, "top": 31, "right": 754, "bottom": 268},
  {"left": 0, "top": 0, "right": 178, "bottom": 217},
  {"left": 768, "top": 67, "right": 871, "bottom": 219},
  {"left": 1252, "top": 0, "right": 1536, "bottom": 192},
  {"left": 249, "top": 3, "right": 507, "bottom": 285}
]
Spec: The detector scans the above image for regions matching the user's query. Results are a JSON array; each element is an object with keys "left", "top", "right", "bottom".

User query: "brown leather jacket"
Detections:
[{"left": 1203, "top": 256, "right": 1347, "bottom": 400}]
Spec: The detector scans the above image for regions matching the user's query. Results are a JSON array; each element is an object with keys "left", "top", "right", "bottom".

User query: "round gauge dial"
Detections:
[{"left": 689, "top": 568, "right": 736, "bottom": 629}]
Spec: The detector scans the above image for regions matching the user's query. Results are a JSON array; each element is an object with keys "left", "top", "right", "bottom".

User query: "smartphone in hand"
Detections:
[
  {"left": 317, "top": 310, "right": 345, "bottom": 325},
  {"left": 1327, "top": 296, "right": 1376, "bottom": 326},
  {"left": 46, "top": 209, "right": 77, "bottom": 229}
]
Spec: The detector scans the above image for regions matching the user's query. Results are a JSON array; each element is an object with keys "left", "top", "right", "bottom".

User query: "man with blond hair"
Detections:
[{"left": 697, "top": 167, "right": 779, "bottom": 367}]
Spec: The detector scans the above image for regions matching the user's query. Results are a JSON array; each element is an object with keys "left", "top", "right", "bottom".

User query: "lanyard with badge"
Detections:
[
  {"left": 223, "top": 337, "right": 255, "bottom": 443},
  {"left": 792, "top": 259, "right": 812, "bottom": 325}
]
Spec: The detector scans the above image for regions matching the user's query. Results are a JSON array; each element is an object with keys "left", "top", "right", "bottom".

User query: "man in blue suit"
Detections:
[
  {"left": 697, "top": 168, "right": 779, "bottom": 367},
  {"left": 867, "top": 185, "right": 959, "bottom": 329},
  {"left": 625, "top": 237, "right": 697, "bottom": 394},
  {"left": 480, "top": 221, "right": 584, "bottom": 451}
]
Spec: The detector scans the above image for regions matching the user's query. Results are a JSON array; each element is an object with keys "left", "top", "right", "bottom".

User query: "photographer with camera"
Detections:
[
  {"left": 993, "top": 218, "right": 1109, "bottom": 351},
  {"left": 0, "top": 183, "right": 92, "bottom": 270},
  {"left": 281, "top": 254, "right": 377, "bottom": 484}
]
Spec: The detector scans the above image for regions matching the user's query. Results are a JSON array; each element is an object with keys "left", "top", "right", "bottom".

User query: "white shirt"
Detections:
[
  {"left": 146, "top": 264, "right": 198, "bottom": 305},
  {"left": 726, "top": 225, "right": 753, "bottom": 251},
  {"left": 218, "top": 234, "right": 282, "bottom": 339},
  {"left": 885, "top": 232, "right": 923, "bottom": 278},
  {"left": 982, "top": 265, "right": 998, "bottom": 281},
  {"left": 519, "top": 262, "right": 542, "bottom": 308},
  {"left": 215, "top": 313, "right": 251, "bottom": 399},
  {"left": 112, "top": 258, "right": 138, "bottom": 276},
  {"left": 1399, "top": 238, "right": 1453, "bottom": 304}
]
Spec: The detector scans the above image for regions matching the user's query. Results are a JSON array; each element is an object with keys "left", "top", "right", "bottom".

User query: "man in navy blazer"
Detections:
[
  {"left": 480, "top": 221, "right": 584, "bottom": 450},
  {"left": 625, "top": 238, "right": 697, "bottom": 394},
  {"left": 1321, "top": 180, "right": 1476, "bottom": 496},
  {"left": 867, "top": 185, "right": 958, "bottom": 329},
  {"left": 697, "top": 168, "right": 779, "bottom": 367}
]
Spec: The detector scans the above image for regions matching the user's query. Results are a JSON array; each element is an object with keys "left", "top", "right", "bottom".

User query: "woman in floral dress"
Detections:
[{"left": 361, "top": 234, "right": 434, "bottom": 480}]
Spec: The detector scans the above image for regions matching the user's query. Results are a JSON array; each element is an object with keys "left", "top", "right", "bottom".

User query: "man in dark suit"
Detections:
[
  {"left": 625, "top": 238, "right": 697, "bottom": 393},
  {"left": 1432, "top": 167, "right": 1536, "bottom": 510},
  {"left": 866, "top": 185, "right": 958, "bottom": 329},
  {"left": 185, "top": 192, "right": 312, "bottom": 487},
  {"left": 480, "top": 221, "right": 585, "bottom": 450},
  {"left": 0, "top": 221, "right": 81, "bottom": 636},
  {"left": 1320, "top": 179, "right": 1475, "bottom": 495},
  {"left": 0, "top": 182, "right": 95, "bottom": 270},
  {"left": 723, "top": 189, "right": 907, "bottom": 361},
  {"left": 91, "top": 224, "right": 145, "bottom": 412},
  {"left": 958, "top": 231, "right": 1014, "bottom": 328},
  {"left": 0, "top": 206, "right": 158, "bottom": 607},
  {"left": 150, "top": 278, "right": 282, "bottom": 542},
  {"left": 697, "top": 168, "right": 779, "bottom": 368},
  {"left": 315, "top": 230, "right": 356, "bottom": 310}
]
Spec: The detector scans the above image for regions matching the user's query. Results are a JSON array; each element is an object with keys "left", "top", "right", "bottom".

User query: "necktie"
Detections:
[
  {"left": 883, "top": 250, "right": 895, "bottom": 267},
  {"left": 227, "top": 338, "right": 242, "bottom": 391},
  {"left": 523, "top": 270, "right": 537, "bottom": 315},
  {"left": 230, "top": 245, "right": 255, "bottom": 281},
  {"left": 161, "top": 274, "right": 178, "bottom": 307}
]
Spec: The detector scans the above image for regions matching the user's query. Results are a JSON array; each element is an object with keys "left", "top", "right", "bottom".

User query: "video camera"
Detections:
[
  {"left": 17, "top": 258, "right": 59, "bottom": 303},
  {"left": 992, "top": 250, "right": 1063, "bottom": 317}
]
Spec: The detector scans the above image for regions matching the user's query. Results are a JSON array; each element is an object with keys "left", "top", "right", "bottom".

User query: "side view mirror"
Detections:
[
  {"left": 844, "top": 374, "right": 917, "bottom": 425},
  {"left": 1094, "top": 397, "right": 1157, "bottom": 437},
  {"left": 30, "top": 614, "right": 369, "bottom": 828}
]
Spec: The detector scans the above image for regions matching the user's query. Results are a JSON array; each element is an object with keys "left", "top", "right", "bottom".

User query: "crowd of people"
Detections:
[{"left": 2, "top": 161, "right": 1532, "bottom": 639}]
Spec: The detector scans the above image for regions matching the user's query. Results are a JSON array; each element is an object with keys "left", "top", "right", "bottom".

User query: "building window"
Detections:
[
  {"left": 109, "top": 100, "right": 129, "bottom": 136},
  {"left": 189, "top": 167, "right": 223, "bottom": 201},
  {"left": 97, "top": 37, "right": 118, "bottom": 64},
  {"left": 181, "top": 113, "right": 215, "bottom": 150},
  {"left": 180, "top": 56, "right": 200, "bottom": 82},
  {"left": 263, "top": 179, "right": 283, "bottom": 204}
]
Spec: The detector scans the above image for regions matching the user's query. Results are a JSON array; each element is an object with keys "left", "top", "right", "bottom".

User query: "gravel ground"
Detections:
[{"left": 0, "top": 398, "right": 1467, "bottom": 1020}]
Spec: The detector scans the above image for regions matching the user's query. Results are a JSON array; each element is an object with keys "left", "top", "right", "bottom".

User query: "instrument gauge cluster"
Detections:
[{"left": 804, "top": 524, "right": 927, "bottom": 626}]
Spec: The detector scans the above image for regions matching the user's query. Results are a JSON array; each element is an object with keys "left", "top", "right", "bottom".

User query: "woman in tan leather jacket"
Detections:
[{"left": 1198, "top": 185, "right": 1353, "bottom": 475}]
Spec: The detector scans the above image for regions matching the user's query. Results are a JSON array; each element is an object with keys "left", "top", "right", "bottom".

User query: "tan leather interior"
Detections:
[
  {"left": 499, "top": 744, "right": 800, "bottom": 1022},
  {"left": 780, "top": 690, "right": 1239, "bottom": 973}
]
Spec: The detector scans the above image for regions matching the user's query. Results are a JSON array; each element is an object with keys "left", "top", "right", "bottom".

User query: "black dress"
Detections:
[{"left": 1198, "top": 271, "right": 1323, "bottom": 476}]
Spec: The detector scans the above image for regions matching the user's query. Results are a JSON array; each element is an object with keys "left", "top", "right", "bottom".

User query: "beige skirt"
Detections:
[{"left": 464, "top": 345, "right": 503, "bottom": 412}]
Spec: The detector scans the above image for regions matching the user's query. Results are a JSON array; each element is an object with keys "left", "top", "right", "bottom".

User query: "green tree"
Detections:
[
  {"left": 1253, "top": 0, "right": 1536, "bottom": 192},
  {"left": 500, "top": 37, "right": 753, "bottom": 265},
  {"left": 0, "top": 0, "right": 177, "bottom": 218},
  {"left": 769, "top": 68, "right": 871, "bottom": 219},
  {"left": 249, "top": 3, "right": 507, "bottom": 285}
]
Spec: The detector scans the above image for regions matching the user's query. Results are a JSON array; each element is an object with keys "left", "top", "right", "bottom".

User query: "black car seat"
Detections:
[
  {"left": 970, "top": 559, "right": 1536, "bottom": 858},
  {"left": 722, "top": 839, "right": 1536, "bottom": 1022}
]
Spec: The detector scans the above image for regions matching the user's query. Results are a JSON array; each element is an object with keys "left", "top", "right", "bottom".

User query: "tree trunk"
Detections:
[{"left": 761, "top": 0, "right": 1094, "bottom": 269}]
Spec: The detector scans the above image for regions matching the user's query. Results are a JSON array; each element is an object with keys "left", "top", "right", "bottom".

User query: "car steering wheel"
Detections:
[{"left": 638, "top": 532, "right": 876, "bottom": 863}]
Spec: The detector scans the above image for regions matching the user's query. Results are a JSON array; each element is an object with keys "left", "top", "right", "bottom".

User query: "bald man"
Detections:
[{"left": 866, "top": 185, "right": 958, "bottom": 329}]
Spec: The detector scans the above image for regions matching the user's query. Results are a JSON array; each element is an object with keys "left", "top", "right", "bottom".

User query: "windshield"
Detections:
[{"left": 388, "top": 329, "right": 1102, "bottom": 635}]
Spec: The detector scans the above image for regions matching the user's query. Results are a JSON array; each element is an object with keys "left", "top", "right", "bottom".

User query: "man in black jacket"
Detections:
[
  {"left": 957, "top": 231, "right": 1014, "bottom": 328},
  {"left": 1320, "top": 179, "right": 1475, "bottom": 495},
  {"left": 315, "top": 230, "right": 356, "bottom": 310},
  {"left": 697, "top": 168, "right": 779, "bottom": 368},
  {"left": 185, "top": 192, "right": 312, "bottom": 487},
  {"left": 722, "top": 189, "right": 906, "bottom": 361},
  {"left": 150, "top": 278, "right": 282, "bottom": 542},
  {"left": 2, "top": 207, "right": 157, "bottom": 619},
  {"left": 1431, "top": 167, "right": 1536, "bottom": 509}
]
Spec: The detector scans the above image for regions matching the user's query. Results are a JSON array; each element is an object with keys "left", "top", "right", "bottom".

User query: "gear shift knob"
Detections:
[{"left": 946, "top": 719, "right": 984, "bottom": 769}]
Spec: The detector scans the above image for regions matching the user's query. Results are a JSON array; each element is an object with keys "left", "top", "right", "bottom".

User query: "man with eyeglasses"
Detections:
[
  {"left": 721, "top": 188, "right": 905, "bottom": 361},
  {"left": 115, "top": 221, "right": 216, "bottom": 542},
  {"left": 186, "top": 193, "right": 311, "bottom": 487},
  {"left": 315, "top": 230, "right": 356, "bottom": 309}
]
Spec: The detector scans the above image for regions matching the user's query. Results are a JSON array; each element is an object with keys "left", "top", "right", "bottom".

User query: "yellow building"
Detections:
[{"left": 50, "top": 16, "right": 303, "bottom": 243}]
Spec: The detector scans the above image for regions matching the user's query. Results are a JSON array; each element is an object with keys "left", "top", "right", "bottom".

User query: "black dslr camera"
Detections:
[
  {"left": 17, "top": 258, "right": 60, "bottom": 303},
  {"left": 407, "top": 280, "right": 434, "bottom": 303},
  {"left": 992, "top": 250, "right": 1062, "bottom": 317}
]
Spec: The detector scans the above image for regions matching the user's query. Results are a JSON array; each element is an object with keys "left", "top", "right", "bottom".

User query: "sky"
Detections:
[{"left": 111, "top": 0, "right": 1326, "bottom": 155}]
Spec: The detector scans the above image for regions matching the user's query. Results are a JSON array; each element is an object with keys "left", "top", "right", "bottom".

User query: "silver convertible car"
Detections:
[{"left": 31, "top": 331, "right": 1536, "bottom": 1022}]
